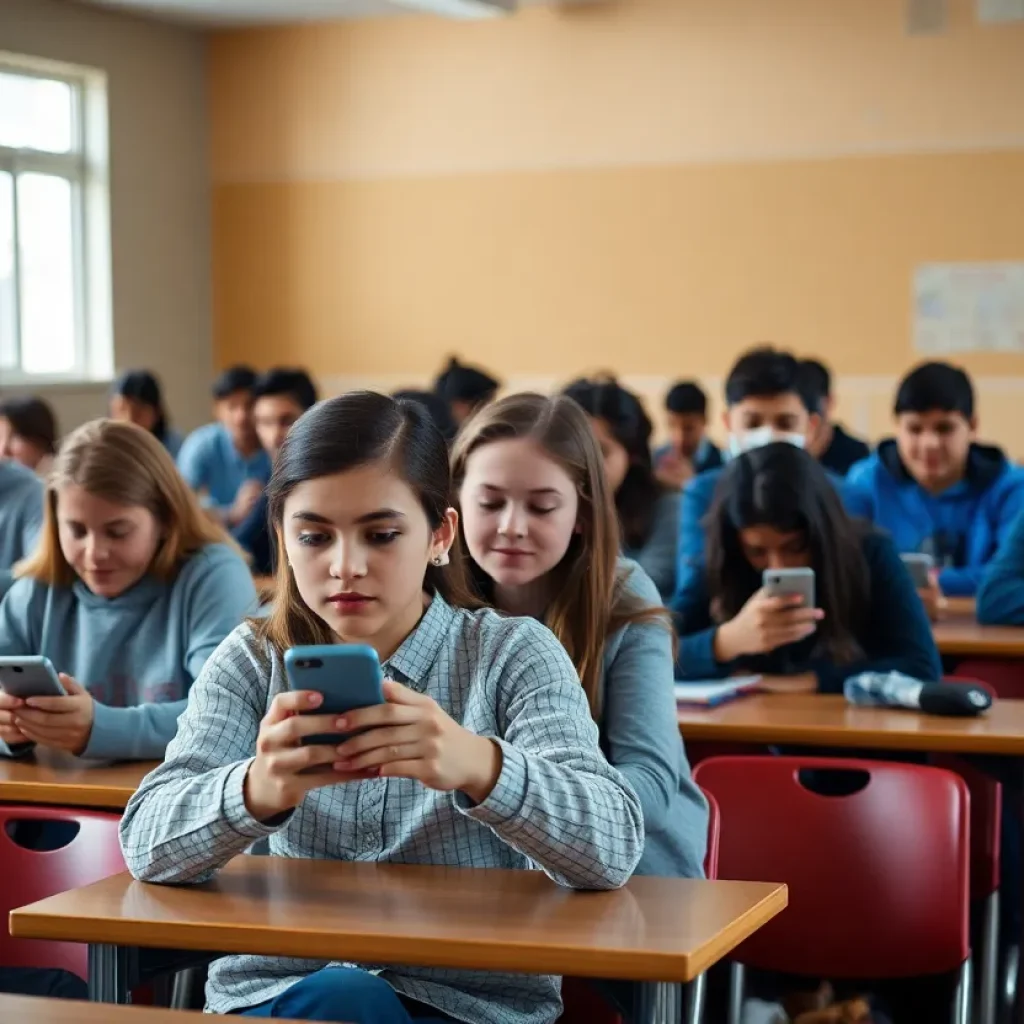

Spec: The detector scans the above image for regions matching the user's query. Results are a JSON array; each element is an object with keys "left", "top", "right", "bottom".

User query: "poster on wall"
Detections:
[{"left": 914, "top": 263, "right": 1024, "bottom": 354}]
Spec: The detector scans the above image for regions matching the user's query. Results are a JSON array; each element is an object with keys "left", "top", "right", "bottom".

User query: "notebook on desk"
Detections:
[{"left": 674, "top": 676, "right": 762, "bottom": 708}]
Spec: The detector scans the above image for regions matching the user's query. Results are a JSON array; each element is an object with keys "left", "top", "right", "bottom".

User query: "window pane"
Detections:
[
  {"left": 0, "top": 72, "right": 74, "bottom": 153},
  {"left": 17, "top": 173, "right": 77, "bottom": 374},
  {"left": 0, "top": 172, "right": 15, "bottom": 371}
]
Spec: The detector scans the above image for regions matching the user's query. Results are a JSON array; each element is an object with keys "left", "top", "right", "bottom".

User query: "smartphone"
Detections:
[
  {"left": 0, "top": 656, "right": 67, "bottom": 700},
  {"left": 901, "top": 553, "right": 935, "bottom": 589},
  {"left": 284, "top": 644, "right": 385, "bottom": 747},
  {"left": 762, "top": 567, "right": 816, "bottom": 609}
]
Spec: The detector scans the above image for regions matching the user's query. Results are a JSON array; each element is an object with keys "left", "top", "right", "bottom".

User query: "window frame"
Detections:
[{"left": 0, "top": 52, "right": 111, "bottom": 386}]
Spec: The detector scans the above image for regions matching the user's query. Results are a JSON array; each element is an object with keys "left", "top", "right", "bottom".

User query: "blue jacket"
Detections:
[
  {"left": 844, "top": 440, "right": 1024, "bottom": 598},
  {"left": 977, "top": 509, "right": 1024, "bottom": 625},
  {"left": 676, "top": 531, "right": 941, "bottom": 692},
  {"left": 670, "top": 463, "right": 848, "bottom": 621}
]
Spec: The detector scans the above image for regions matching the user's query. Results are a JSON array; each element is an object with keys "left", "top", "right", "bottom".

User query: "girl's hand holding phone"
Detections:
[
  {"left": 334, "top": 680, "right": 501, "bottom": 803},
  {"left": 0, "top": 692, "right": 29, "bottom": 748},
  {"left": 11, "top": 675, "right": 95, "bottom": 755},
  {"left": 714, "top": 589, "right": 824, "bottom": 662},
  {"left": 244, "top": 684, "right": 503, "bottom": 822}
]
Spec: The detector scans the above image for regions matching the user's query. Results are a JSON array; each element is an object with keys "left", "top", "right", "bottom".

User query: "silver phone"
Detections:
[
  {"left": 762, "top": 567, "right": 816, "bottom": 608},
  {"left": 901, "top": 553, "right": 934, "bottom": 588},
  {"left": 0, "top": 656, "right": 67, "bottom": 700}
]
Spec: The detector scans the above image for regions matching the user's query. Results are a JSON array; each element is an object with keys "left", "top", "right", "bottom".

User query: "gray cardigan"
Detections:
[
  {"left": 600, "top": 560, "right": 708, "bottom": 879},
  {"left": 623, "top": 489, "right": 680, "bottom": 602}
]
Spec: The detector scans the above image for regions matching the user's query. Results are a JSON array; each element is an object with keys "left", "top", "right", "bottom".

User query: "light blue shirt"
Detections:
[
  {"left": 0, "top": 543, "right": 259, "bottom": 760},
  {"left": 119, "top": 594, "right": 644, "bottom": 1023},
  {"left": 0, "top": 461, "right": 43, "bottom": 600},
  {"left": 177, "top": 423, "right": 271, "bottom": 511}
]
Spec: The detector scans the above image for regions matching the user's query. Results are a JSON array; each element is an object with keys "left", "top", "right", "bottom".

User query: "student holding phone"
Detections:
[
  {"left": 675, "top": 443, "right": 941, "bottom": 692},
  {"left": 450, "top": 392, "right": 708, "bottom": 886},
  {"left": 0, "top": 420, "right": 257, "bottom": 760},
  {"left": 119, "top": 392, "right": 643, "bottom": 1024}
]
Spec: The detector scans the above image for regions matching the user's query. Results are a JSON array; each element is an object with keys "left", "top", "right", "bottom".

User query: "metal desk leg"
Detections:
[
  {"left": 88, "top": 944, "right": 133, "bottom": 1004},
  {"left": 635, "top": 982, "right": 682, "bottom": 1024},
  {"left": 684, "top": 974, "right": 705, "bottom": 1024}
]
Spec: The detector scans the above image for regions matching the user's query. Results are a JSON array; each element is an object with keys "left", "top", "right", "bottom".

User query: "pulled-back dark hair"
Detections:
[
  {"left": 705, "top": 442, "right": 870, "bottom": 665},
  {"left": 562, "top": 377, "right": 660, "bottom": 551},
  {"left": 112, "top": 370, "right": 170, "bottom": 442},
  {"left": 256, "top": 391, "right": 479, "bottom": 652},
  {"left": 0, "top": 395, "right": 58, "bottom": 455},
  {"left": 434, "top": 357, "right": 499, "bottom": 408},
  {"left": 392, "top": 389, "right": 457, "bottom": 443}
]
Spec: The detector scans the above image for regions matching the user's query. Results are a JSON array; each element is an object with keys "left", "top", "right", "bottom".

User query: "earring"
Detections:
[{"left": 431, "top": 552, "right": 450, "bottom": 567}]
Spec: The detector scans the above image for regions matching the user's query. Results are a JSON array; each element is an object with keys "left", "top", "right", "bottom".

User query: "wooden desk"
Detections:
[
  {"left": 933, "top": 614, "right": 1024, "bottom": 658},
  {"left": 678, "top": 693, "right": 1024, "bottom": 755},
  {"left": 0, "top": 995, "right": 295, "bottom": 1023},
  {"left": 0, "top": 754, "right": 156, "bottom": 810},
  {"left": 10, "top": 857, "right": 787, "bottom": 1024}
]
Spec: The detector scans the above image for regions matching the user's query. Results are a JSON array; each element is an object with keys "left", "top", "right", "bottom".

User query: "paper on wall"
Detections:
[{"left": 913, "top": 263, "right": 1024, "bottom": 355}]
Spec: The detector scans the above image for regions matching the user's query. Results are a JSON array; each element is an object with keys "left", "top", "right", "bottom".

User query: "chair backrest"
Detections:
[
  {"left": 0, "top": 804, "right": 125, "bottom": 977},
  {"left": 703, "top": 788, "right": 720, "bottom": 881},
  {"left": 693, "top": 756, "right": 970, "bottom": 979}
]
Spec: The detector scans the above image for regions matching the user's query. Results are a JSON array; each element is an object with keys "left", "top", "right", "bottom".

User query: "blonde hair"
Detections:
[
  {"left": 17, "top": 418, "right": 233, "bottom": 587},
  {"left": 450, "top": 392, "right": 670, "bottom": 719}
]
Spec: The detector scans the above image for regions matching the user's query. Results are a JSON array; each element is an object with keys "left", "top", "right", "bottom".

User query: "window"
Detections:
[{"left": 0, "top": 55, "right": 111, "bottom": 383}]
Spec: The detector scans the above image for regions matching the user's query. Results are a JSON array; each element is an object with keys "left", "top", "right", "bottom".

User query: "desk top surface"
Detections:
[
  {"left": 10, "top": 857, "right": 787, "bottom": 983},
  {"left": 0, "top": 754, "right": 156, "bottom": 809}
]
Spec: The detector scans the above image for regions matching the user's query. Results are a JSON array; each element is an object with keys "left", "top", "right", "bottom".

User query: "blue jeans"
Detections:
[{"left": 238, "top": 967, "right": 453, "bottom": 1023}]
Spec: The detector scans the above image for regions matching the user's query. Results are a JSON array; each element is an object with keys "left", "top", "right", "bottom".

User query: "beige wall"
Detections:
[
  {"left": 209, "top": 0, "right": 1024, "bottom": 451},
  {"left": 0, "top": 0, "right": 212, "bottom": 435}
]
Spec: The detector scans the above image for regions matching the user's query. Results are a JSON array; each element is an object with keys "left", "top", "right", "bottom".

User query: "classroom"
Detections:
[{"left": 1, "top": 0, "right": 1024, "bottom": 1022}]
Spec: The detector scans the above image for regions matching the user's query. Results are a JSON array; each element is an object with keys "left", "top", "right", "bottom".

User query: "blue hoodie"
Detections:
[
  {"left": 844, "top": 439, "right": 1024, "bottom": 598},
  {"left": 0, "top": 543, "right": 258, "bottom": 760},
  {"left": 0, "top": 461, "right": 43, "bottom": 600}
]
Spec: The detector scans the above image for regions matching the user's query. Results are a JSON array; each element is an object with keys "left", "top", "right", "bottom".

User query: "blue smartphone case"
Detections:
[{"left": 283, "top": 644, "right": 385, "bottom": 746}]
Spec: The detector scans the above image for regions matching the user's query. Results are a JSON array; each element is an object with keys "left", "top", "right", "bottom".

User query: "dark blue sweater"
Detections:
[{"left": 676, "top": 531, "right": 942, "bottom": 693}]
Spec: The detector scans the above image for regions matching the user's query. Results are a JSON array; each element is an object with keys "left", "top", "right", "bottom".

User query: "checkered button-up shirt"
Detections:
[{"left": 119, "top": 595, "right": 644, "bottom": 1024}]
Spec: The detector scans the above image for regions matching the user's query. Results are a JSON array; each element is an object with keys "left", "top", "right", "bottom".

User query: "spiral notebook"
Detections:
[{"left": 674, "top": 676, "right": 762, "bottom": 708}]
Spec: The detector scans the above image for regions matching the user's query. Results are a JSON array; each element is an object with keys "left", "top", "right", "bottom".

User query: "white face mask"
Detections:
[{"left": 727, "top": 426, "right": 806, "bottom": 459}]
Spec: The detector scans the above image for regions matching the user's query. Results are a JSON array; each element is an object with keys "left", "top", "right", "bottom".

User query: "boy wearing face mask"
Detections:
[
  {"left": 670, "top": 347, "right": 840, "bottom": 625},
  {"left": 845, "top": 361, "right": 1024, "bottom": 604}
]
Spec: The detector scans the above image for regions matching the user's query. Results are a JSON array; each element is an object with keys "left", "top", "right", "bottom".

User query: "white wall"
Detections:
[{"left": 0, "top": 0, "right": 212, "bottom": 435}]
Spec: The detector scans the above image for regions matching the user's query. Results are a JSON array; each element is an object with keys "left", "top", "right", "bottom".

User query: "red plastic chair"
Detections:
[
  {"left": 557, "top": 788, "right": 721, "bottom": 1024},
  {"left": 952, "top": 660, "right": 1024, "bottom": 700},
  {"left": 694, "top": 756, "right": 972, "bottom": 1024},
  {"left": 0, "top": 805, "right": 125, "bottom": 978}
]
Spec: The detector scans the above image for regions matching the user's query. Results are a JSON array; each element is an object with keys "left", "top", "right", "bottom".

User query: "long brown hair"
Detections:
[
  {"left": 255, "top": 391, "right": 480, "bottom": 655},
  {"left": 16, "top": 418, "right": 231, "bottom": 587},
  {"left": 450, "top": 393, "right": 669, "bottom": 718}
]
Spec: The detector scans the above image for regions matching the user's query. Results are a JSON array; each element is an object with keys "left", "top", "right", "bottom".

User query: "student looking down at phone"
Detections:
[
  {"left": 675, "top": 444, "right": 941, "bottom": 693},
  {"left": 845, "top": 361, "right": 1024, "bottom": 605},
  {"left": 0, "top": 420, "right": 258, "bottom": 760},
  {"left": 450, "top": 392, "right": 708, "bottom": 888},
  {"left": 119, "top": 392, "right": 643, "bottom": 1024}
]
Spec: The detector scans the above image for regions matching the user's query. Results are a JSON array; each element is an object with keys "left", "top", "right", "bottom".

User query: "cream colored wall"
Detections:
[
  {"left": 207, "top": 0, "right": 1024, "bottom": 450},
  {"left": 0, "top": 0, "right": 212, "bottom": 435}
]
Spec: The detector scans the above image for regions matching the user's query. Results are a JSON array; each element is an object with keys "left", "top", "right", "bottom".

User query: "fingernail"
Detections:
[
  {"left": 335, "top": 716, "right": 347, "bottom": 729},
  {"left": 307, "top": 692, "right": 322, "bottom": 706}
]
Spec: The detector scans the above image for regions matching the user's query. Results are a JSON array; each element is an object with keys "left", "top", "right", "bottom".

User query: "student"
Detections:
[
  {"left": 670, "top": 346, "right": 830, "bottom": 620},
  {"left": 177, "top": 365, "right": 271, "bottom": 527},
  {"left": 119, "top": 392, "right": 643, "bottom": 1024},
  {"left": 433, "top": 356, "right": 500, "bottom": 427},
  {"left": 845, "top": 361, "right": 1024, "bottom": 599},
  {"left": 0, "top": 967, "right": 87, "bottom": 1001},
  {"left": 0, "top": 420, "right": 258, "bottom": 761},
  {"left": 0, "top": 395, "right": 58, "bottom": 475},
  {"left": 676, "top": 443, "right": 940, "bottom": 690},
  {"left": 0, "top": 458, "right": 43, "bottom": 600},
  {"left": 797, "top": 358, "right": 870, "bottom": 476},
  {"left": 978, "top": 509, "right": 1024, "bottom": 625},
  {"left": 562, "top": 377, "right": 680, "bottom": 600},
  {"left": 653, "top": 380, "right": 722, "bottom": 489},
  {"left": 450, "top": 391, "right": 708, "bottom": 884},
  {"left": 109, "top": 370, "right": 184, "bottom": 459},
  {"left": 235, "top": 368, "right": 319, "bottom": 574}
]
